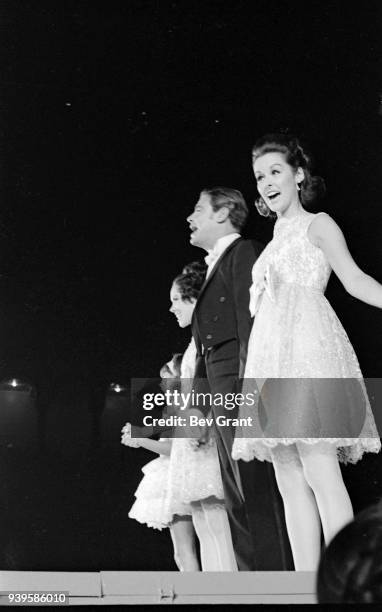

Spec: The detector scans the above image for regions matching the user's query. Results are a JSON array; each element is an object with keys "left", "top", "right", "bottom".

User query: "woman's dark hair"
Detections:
[
  {"left": 252, "top": 133, "right": 326, "bottom": 218},
  {"left": 172, "top": 261, "right": 207, "bottom": 303},
  {"left": 317, "top": 502, "right": 382, "bottom": 603},
  {"left": 159, "top": 352, "right": 183, "bottom": 399},
  {"left": 159, "top": 353, "right": 183, "bottom": 378}
]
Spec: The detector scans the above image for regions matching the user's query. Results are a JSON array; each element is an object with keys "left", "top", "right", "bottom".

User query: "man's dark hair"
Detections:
[{"left": 201, "top": 186, "right": 248, "bottom": 231}]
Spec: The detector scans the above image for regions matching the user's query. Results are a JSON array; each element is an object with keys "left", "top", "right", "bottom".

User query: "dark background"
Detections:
[{"left": 0, "top": 0, "right": 381, "bottom": 571}]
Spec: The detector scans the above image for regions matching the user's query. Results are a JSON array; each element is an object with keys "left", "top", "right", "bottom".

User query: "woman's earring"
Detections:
[{"left": 296, "top": 183, "right": 301, "bottom": 191}]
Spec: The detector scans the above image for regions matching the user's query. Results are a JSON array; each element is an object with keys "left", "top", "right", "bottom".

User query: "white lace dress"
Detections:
[
  {"left": 128, "top": 441, "right": 174, "bottom": 530},
  {"left": 232, "top": 212, "right": 381, "bottom": 465},
  {"left": 163, "top": 338, "right": 225, "bottom": 522}
]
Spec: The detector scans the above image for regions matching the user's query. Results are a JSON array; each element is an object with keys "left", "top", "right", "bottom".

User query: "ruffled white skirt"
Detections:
[
  {"left": 232, "top": 284, "right": 381, "bottom": 464},
  {"left": 129, "top": 455, "right": 192, "bottom": 530},
  {"left": 164, "top": 438, "right": 225, "bottom": 523}
]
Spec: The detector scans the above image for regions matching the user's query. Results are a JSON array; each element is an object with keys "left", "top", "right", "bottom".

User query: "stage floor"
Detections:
[{"left": 0, "top": 570, "right": 316, "bottom": 605}]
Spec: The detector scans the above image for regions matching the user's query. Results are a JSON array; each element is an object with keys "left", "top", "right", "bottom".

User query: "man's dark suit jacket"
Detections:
[
  {"left": 191, "top": 236, "right": 293, "bottom": 571},
  {"left": 192, "top": 237, "right": 259, "bottom": 379}
]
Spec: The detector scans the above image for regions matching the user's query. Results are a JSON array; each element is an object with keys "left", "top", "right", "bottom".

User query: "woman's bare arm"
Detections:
[{"left": 308, "top": 213, "right": 382, "bottom": 308}]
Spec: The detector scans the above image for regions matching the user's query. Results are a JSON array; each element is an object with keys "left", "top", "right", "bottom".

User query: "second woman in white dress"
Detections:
[
  {"left": 166, "top": 262, "right": 238, "bottom": 571},
  {"left": 122, "top": 353, "right": 199, "bottom": 571}
]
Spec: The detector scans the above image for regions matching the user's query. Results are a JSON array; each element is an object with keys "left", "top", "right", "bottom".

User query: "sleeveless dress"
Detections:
[
  {"left": 128, "top": 351, "right": 192, "bottom": 530},
  {"left": 163, "top": 338, "right": 225, "bottom": 522},
  {"left": 232, "top": 212, "right": 381, "bottom": 465}
]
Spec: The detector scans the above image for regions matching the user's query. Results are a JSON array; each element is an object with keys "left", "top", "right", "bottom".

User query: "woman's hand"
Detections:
[
  {"left": 120, "top": 421, "right": 171, "bottom": 455},
  {"left": 121, "top": 422, "right": 141, "bottom": 448},
  {"left": 183, "top": 408, "right": 215, "bottom": 449}
]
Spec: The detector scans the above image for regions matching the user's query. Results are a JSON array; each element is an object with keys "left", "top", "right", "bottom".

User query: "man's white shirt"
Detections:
[{"left": 204, "top": 233, "right": 241, "bottom": 278}]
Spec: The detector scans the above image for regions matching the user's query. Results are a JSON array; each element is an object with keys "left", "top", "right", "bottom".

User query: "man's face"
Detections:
[{"left": 186, "top": 193, "right": 220, "bottom": 250}]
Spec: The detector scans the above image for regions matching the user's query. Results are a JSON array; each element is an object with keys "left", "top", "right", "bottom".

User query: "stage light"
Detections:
[
  {"left": 0, "top": 378, "right": 35, "bottom": 395},
  {"left": 108, "top": 382, "right": 129, "bottom": 396}
]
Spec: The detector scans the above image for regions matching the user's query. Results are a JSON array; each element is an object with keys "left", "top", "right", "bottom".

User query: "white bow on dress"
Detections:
[{"left": 249, "top": 263, "right": 276, "bottom": 317}]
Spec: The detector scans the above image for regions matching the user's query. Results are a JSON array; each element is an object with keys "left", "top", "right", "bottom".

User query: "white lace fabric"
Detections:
[
  {"left": 163, "top": 338, "right": 225, "bottom": 523},
  {"left": 128, "top": 338, "right": 225, "bottom": 529},
  {"left": 232, "top": 213, "right": 381, "bottom": 465},
  {"left": 128, "top": 451, "right": 175, "bottom": 530}
]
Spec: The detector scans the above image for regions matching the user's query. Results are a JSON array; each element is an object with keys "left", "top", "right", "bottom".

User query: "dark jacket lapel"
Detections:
[{"left": 196, "top": 236, "right": 242, "bottom": 306}]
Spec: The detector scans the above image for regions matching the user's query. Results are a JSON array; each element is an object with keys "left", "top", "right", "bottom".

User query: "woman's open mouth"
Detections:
[{"left": 266, "top": 190, "right": 281, "bottom": 204}]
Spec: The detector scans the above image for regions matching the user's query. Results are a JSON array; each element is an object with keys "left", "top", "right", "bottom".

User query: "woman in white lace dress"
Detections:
[
  {"left": 232, "top": 133, "right": 381, "bottom": 570},
  {"left": 165, "top": 262, "right": 237, "bottom": 571},
  {"left": 122, "top": 353, "right": 199, "bottom": 571},
  {"left": 123, "top": 263, "right": 237, "bottom": 571}
]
